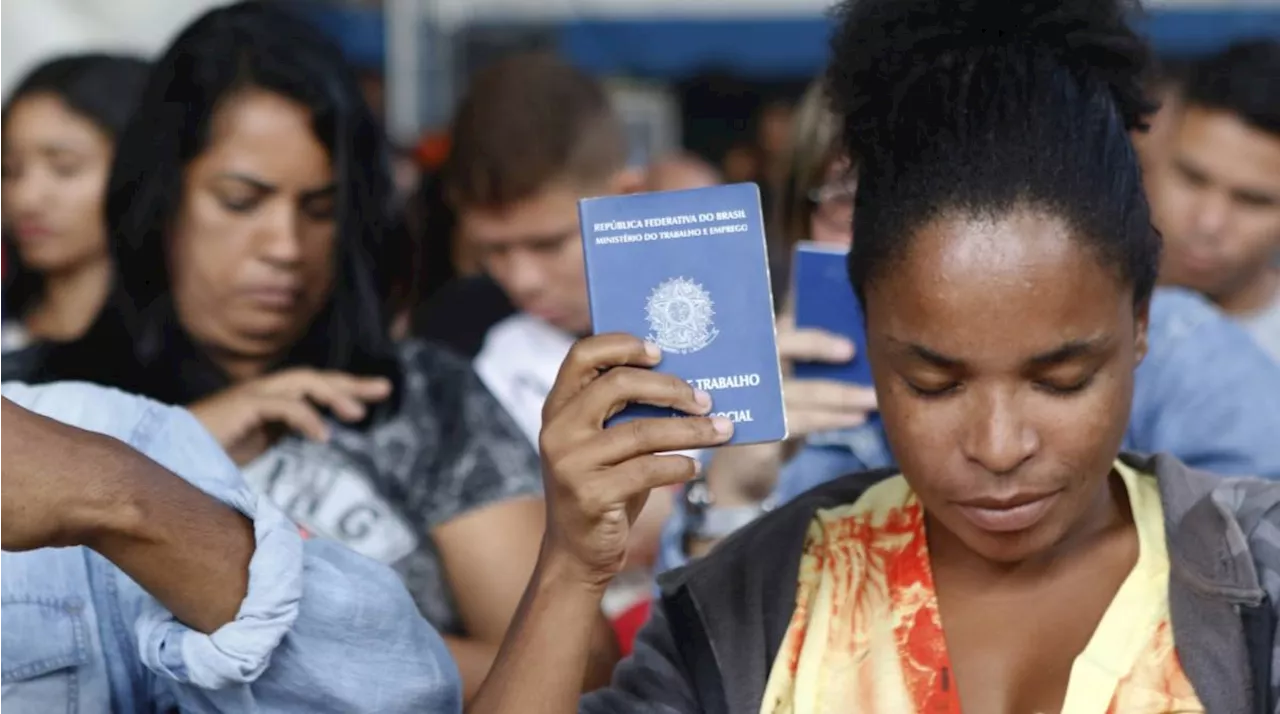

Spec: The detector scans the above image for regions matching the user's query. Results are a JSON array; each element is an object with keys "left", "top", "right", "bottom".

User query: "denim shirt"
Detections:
[
  {"left": 0, "top": 381, "right": 462, "bottom": 713},
  {"left": 659, "top": 288, "right": 1280, "bottom": 572}
]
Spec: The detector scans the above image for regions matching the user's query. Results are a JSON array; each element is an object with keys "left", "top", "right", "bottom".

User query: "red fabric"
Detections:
[
  {"left": 611, "top": 600, "right": 652, "bottom": 658},
  {"left": 414, "top": 132, "right": 451, "bottom": 170}
]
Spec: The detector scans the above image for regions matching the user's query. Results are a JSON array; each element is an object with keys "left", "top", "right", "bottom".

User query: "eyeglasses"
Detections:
[
  {"left": 808, "top": 177, "right": 858, "bottom": 206},
  {"left": 808, "top": 178, "right": 857, "bottom": 234}
]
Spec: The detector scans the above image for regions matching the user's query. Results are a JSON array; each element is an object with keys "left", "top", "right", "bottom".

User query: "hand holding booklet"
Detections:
[
  {"left": 578, "top": 182, "right": 788, "bottom": 446},
  {"left": 791, "top": 242, "right": 874, "bottom": 387}
]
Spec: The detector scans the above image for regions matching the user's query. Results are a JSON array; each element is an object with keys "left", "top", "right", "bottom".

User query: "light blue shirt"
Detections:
[
  {"left": 659, "top": 287, "right": 1280, "bottom": 572},
  {"left": 0, "top": 381, "right": 462, "bottom": 713}
]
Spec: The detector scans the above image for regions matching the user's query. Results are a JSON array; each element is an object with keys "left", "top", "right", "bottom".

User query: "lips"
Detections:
[
  {"left": 954, "top": 490, "right": 1062, "bottom": 534},
  {"left": 1178, "top": 252, "right": 1217, "bottom": 272},
  {"left": 1168, "top": 243, "right": 1220, "bottom": 275},
  {"left": 13, "top": 221, "right": 53, "bottom": 241},
  {"left": 243, "top": 285, "right": 301, "bottom": 309}
]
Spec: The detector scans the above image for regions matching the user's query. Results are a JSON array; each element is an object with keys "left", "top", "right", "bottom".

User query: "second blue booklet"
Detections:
[{"left": 579, "top": 182, "right": 787, "bottom": 446}]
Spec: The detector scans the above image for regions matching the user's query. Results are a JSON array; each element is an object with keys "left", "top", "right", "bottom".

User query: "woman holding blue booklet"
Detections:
[
  {"left": 471, "top": 0, "right": 1280, "bottom": 712},
  {"left": 657, "top": 37, "right": 1280, "bottom": 574}
]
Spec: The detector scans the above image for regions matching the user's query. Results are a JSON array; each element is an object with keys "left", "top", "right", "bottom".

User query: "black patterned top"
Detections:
[{"left": 237, "top": 340, "right": 543, "bottom": 634}]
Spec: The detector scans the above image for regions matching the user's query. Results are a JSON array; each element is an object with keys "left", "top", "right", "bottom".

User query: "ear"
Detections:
[
  {"left": 608, "top": 166, "right": 647, "bottom": 196},
  {"left": 1133, "top": 298, "right": 1151, "bottom": 366}
]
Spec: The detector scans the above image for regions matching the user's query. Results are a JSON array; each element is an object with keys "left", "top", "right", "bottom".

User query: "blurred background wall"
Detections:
[{"left": 4, "top": 0, "right": 1278, "bottom": 177}]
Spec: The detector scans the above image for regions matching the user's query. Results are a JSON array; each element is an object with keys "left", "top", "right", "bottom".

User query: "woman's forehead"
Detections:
[{"left": 866, "top": 210, "right": 1133, "bottom": 346}]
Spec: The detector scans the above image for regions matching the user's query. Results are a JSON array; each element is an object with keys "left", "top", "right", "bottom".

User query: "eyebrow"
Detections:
[
  {"left": 1026, "top": 336, "right": 1113, "bottom": 366},
  {"left": 1176, "top": 158, "right": 1279, "bottom": 206},
  {"left": 38, "top": 142, "right": 92, "bottom": 156},
  {"left": 215, "top": 172, "right": 337, "bottom": 198},
  {"left": 215, "top": 172, "right": 275, "bottom": 192},
  {"left": 892, "top": 335, "right": 1112, "bottom": 369},
  {"left": 477, "top": 226, "right": 579, "bottom": 248},
  {"left": 527, "top": 227, "right": 578, "bottom": 243}
]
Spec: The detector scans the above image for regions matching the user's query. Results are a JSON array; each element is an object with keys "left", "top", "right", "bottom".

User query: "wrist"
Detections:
[
  {"left": 72, "top": 441, "right": 153, "bottom": 550},
  {"left": 535, "top": 540, "right": 614, "bottom": 600}
]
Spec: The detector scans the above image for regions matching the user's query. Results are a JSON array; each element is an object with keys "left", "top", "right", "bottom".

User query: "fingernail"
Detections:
[
  {"left": 712, "top": 416, "right": 734, "bottom": 436},
  {"left": 692, "top": 458, "right": 704, "bottom": 475},
  {"left": 644, "top": 342, "right": 662, "bottom": 360},
  {"left": 694, "top": 389, "right": 712, "bottom": 411}
]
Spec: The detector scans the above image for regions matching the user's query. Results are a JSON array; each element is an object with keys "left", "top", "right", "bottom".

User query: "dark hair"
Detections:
[
  {"left": 2, "top": 53, "right": 149, "bottom": 319},
  {"left": 1150, "top": 54, "right": 1190, "bottom": 93},
  {"left": 826, "top": 0, "right": 1160, "bottom": 309},
  {"left": 30, "top": 0, "right": 404, "bottom": 405},
  {"left": 445, "top": 52, "right": 627, "bottom": 208},
  {"left": 1184, "top": 39, "right": 1280, "bottom": 138}
]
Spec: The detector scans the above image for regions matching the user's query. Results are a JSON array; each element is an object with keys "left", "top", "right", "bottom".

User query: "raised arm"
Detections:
[
  {"left": 415, "top": 345, "right": 622, "bottom": 700},
  {"left": 469, "top": 334, "right": 734, "bottom": 713}
]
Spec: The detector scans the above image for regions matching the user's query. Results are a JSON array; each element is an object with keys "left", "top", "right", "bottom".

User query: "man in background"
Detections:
[
  {"left": 427, "top": 53, "right": 640, "bottom": 444},
  {"left": 415, "top": 54, "right": 722, "bottom": 577},
  {"left": 1149, "top": 40, "right": 1280, "bottom": 361},
  {"left": 418, "top": 54, "right": 720, "bottom": 446}
]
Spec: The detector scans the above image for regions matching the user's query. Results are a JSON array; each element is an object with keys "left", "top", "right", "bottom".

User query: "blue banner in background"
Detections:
[
  {"left": 299, "top": 2, "right": 1280, "bottom": 80},
  {"left": 557, "top": 11, "right": 1280, "bottom": 79}
]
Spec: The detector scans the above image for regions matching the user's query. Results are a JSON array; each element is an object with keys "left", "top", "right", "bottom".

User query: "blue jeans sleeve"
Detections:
[
  {"left": 136, "top": 405, "right": 463, "bottom": 712},
  {"left": 160, "top": 540, "right": 463, "bottom": 713}
]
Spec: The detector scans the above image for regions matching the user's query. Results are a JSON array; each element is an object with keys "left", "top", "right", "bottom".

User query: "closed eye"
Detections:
[
  {"left": 1035, "top": 375, "right": 1095, "bottom": 396},
  {"left": 904, "top": 379, "right": 960, "bottom": 399}
]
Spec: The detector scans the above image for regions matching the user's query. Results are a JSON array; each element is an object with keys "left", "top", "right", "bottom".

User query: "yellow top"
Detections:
[{"left": 759, "top": 460, "right": 1204, "bottom": 714}]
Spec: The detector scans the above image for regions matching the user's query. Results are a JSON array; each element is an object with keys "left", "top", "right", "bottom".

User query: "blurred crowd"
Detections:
[{"left": 1, "top": 0, "right": 1278, "bottom": 711}]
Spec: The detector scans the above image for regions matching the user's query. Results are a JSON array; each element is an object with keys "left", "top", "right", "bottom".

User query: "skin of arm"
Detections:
[{"left": 2, "top": 398, "right": 255, "bottom": 633}]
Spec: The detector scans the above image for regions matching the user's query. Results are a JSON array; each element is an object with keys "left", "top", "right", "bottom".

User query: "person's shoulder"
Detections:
[
  {"left": 474, "top": 313, "right": 574, "bottom": 385},
  {"left": 411, "top": 275, "right": 516, "bottom": 358},
  {"left": 1142, "top": 452, "right": 1280, "bottom": 525},
  {"left": 393, "top": 339, "right": 507, "bottom": 418},
  {"left": 2, "top": 379, "right": 244, "bottom": 495},
  {"left": 1135, "top": 287, "right": 1280, "bottom": 390},
  {"left": 397, "top": 338, "right": 475, "bottom": 377},
  {"left": 1, "top": 342, "right": 50, "bottom": 382},
  {"left": 1148, "top": 286, "right": 1247, "bottom": 347},
  {"left": 480, "top": 313, "right": 572, "bottom": 354}
]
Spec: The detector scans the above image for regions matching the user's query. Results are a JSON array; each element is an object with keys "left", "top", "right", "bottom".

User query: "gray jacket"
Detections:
[{"left": 583, "top": 453, "right": 1280, "bottom": 714}]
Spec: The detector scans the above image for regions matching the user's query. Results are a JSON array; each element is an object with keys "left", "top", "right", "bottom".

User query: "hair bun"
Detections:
[{"left": 827, "top": 0, "right": 1153, "bottom": 166}]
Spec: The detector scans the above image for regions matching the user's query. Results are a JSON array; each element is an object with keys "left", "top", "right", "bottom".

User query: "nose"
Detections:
[
  {"left": 258, "top": 203, "right": 302, "bottom": 266},
  {"left": 962, "top": 388, "right": 1039, "bottom": 476},
  {"left": 1190, "top": 189, "right": 1231, "bottom": 239},
  {"left": 500, "top": 250, "right": 548, "bottom": 301}
]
